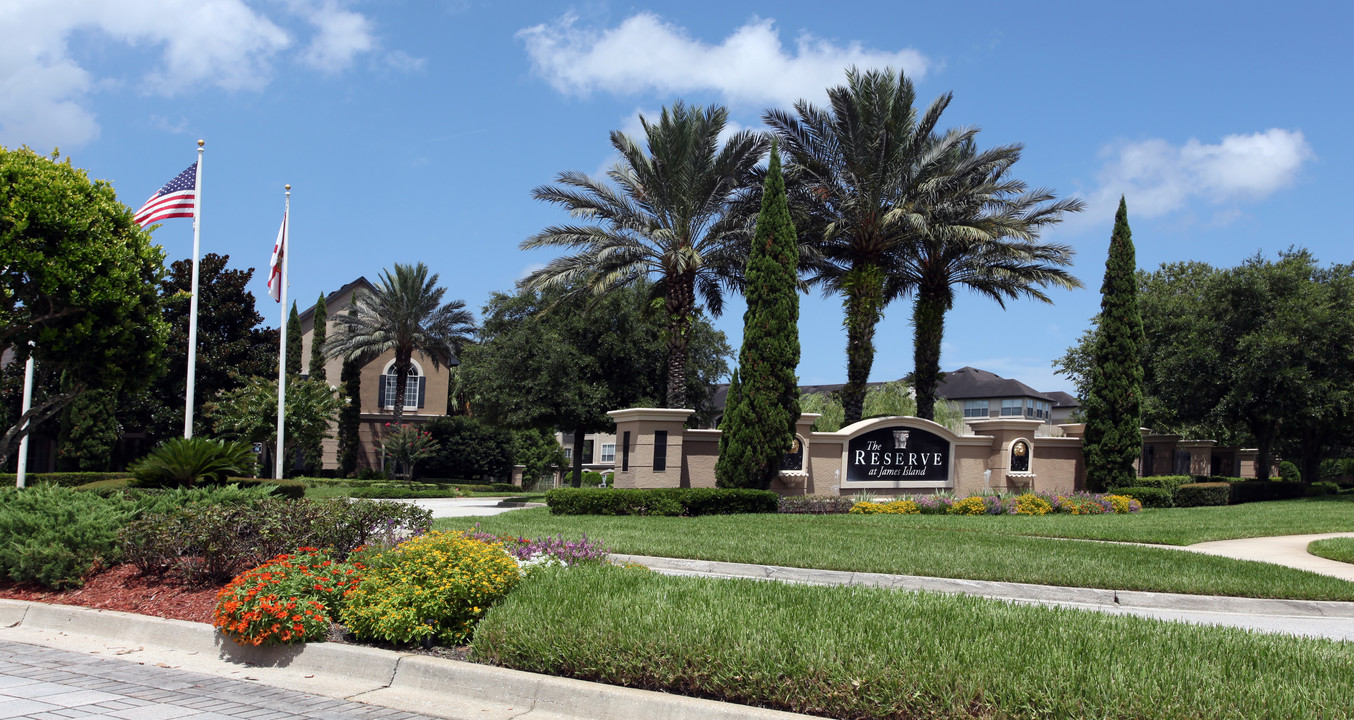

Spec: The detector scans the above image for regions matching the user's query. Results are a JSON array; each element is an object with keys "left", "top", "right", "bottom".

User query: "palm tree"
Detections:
[
  {"left": 326, "top": 263, "right": 475, "bottom": 425},
  {"left": 522, "top": 102, "right": 768, "bottom": 407},
  {"left": 765, "top": 67, "right": 971, "bottom": 425},
  {"left": 883, "top": 139, "right": 1084, "bottom": 420}
]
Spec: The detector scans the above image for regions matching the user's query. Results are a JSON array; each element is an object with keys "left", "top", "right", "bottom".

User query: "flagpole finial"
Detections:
[
  {"left": 197, "top": 139, "right": 204, "bottom": 148},
  {"left": 285, "top": 184, "right": 291, "bottom": 191}
]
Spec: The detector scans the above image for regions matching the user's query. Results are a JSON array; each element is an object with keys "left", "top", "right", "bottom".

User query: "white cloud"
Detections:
[
  {"left": 1077, "top": 129, "right": 1314, "bottom": 226},
  {"left": 294, "top": 0, "right": 375, "bottom": 72},
  {"left": 517, "top": 12, "right": 930, "bottom": 108},
  {"left": 384, "top": 50, "right": 427, "bottom": 73},
  {"left": 0, "top": 0, "right": 382, "bottom": 149}
]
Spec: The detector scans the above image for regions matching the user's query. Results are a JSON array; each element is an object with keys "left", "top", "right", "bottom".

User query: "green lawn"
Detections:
[
  {"left": 438, "top": 496, "right": 1354, "bottom": 600},
  {"left": 475, "top": 565, "right": 1354, "bottom": 720},
  {"left": 1309, "top": 537, "right": 1354, "bottom": 565}
]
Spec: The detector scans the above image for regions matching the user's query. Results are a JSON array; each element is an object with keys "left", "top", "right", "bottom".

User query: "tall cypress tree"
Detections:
[
  {"left": 336, "top": 304, "right": 362, "bottom": 476},
  {"left": 1083, "top": 197, "right": 1144, "bottom": 491},
  {"left": 308, "top": 293, "right": 328, "bottom": 380},
  {"left": 716, "top": 142, "right": 800, "bottom": 489},
  {"left": 286, "top": 302, "right": 303, "bottom": 377}
]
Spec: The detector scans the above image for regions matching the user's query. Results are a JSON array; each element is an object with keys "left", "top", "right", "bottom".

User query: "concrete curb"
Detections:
[
  {"left": 613, "top": 554, "right": 1354, "bottom": 619},
  {"left": 0, "top": 599, "right": 818, "bottom": 720}
]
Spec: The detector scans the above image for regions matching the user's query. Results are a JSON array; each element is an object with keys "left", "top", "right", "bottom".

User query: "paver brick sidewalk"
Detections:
[{"left": 0, "top": 639, "right": 440, "bottom": 720}]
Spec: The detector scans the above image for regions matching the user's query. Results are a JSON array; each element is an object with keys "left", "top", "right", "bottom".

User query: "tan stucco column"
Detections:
[
  {"left": 607, "top": 408, "right": 694, "bottom": 489},
  {"left": 966, "top": 419, "right": 1044, "bottom": 492}
]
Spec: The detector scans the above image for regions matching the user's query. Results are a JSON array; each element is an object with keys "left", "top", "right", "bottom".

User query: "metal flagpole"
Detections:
[
  {"left": 183, "top": 139, "right": 205, "bottom": 438},
  {"left": 14, "top": 343, "right": 35, "bottom": 489},
  {"left": 274, "top": 185, "right": 290, "bottom": 480}
]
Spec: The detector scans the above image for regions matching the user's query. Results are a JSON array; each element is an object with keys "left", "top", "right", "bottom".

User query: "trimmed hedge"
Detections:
[
  {"left": 1124, "top": 475, "right": 1194, "bottom": 493},
  {"left": 1174, "top": 483, "right": 1231, "bottom": 508},
  {"left": 0, "top": 472, "right": 133, "bottom": 488},
  {"left": 779, "top": 495, "right": 855, "bottom": 514},
  {"left": 1307, "top": 481, "right": 1340, "bottom": 497},
  {"left": 1113, "top": 486, "right": 1173, "bottom": 509},
  {"left": 1227, "top": 480, "right": 1308, "bottom": 505},
  {"left": 348, "top": 486, "right": 465, "bottom": 499},
  {"left": 547, "top": 488, "right": 779, "bottom": 516}
]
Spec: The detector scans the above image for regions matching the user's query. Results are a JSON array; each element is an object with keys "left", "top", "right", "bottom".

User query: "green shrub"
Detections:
[
  {"left": 355, "top": 467, "right": 388, "bottom": 481},
  {"left": 221, "top": 477, "right": 306, "bottom": 499},
  {"left": 1228, "top": 480, "right": 1307, "bottom": 505},
  {"left": 1118, "top": 475, "right": 1192, "bottom": 493},
  {"left": 341, "top": 531, "right": 520, "bottom": 646},
  {"left": 0, "top": 486, "right": 139, "bottom": 588},
  {"left": 120, "top": 497, "right": 432, "bottom": 582},
  {"left": 1112, "top": 486, "right": 1174, "bottom": 508},
  {"left": 1174, "top": 482, "right": 1231, "bottom": 508},
  {"left": 778, "top": 495, "right": 854, "bottom": 514},
  {"left": 128, "top": 437, "right": 254, "bottom": 487},
  {"left": 348, "top": 486, "right": 465, "bottom": 499},
  {"left": 1278, "top": 461, "right": 1302, "bottom": 483},
  {"left": 546, "top": 488, "right": 779, "bottom": 516},
  {"left": 0, "top": 472, "right": 133, "bottom": 488},
  {"left": 1306, "top": 481, "right": 1340, "bottom": 497}
]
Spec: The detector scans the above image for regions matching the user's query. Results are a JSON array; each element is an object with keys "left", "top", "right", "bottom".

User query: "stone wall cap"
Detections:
[{"left": 608, "top": 408, "right": 695, "bottom": 423}]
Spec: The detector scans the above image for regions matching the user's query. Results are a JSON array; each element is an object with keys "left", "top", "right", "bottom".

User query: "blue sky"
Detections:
[{"left": 2, "top": 1, "right": 1348, "bottom": 396}]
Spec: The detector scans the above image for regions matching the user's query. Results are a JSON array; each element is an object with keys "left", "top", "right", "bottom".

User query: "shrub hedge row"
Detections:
[
  {"left": 0, "top": 472, "right": 132, "bottom": 487},
  {"left": 547, "top": 488, "right": 779, "bottom": 516},
  {"left": 1113, "top": 486, "right": 1174, "bottom": 508},
  {"left": 1174, "top": 482, "right": 1231, "bottom": 507}
]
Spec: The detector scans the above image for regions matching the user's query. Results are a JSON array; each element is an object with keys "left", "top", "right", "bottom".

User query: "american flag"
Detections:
[{"left": 133, "top": 162, "right": 197, "bottom": 227}]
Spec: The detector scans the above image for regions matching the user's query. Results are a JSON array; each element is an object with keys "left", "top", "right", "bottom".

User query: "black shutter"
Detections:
[
  {"left": 582, "top": 439, "right": 593, "bottom": 464},
  {"left": 417, "top": 377, "right": 426, "bottom": 408},
  {"left": 378, "top": 374, "right": 389, "bottom": 409},
  {"left": 653, "top": 430, "right": 667, "bottom": 472},
  {"left": 622, "top": 431, "right": 630, "bottom": 471}
]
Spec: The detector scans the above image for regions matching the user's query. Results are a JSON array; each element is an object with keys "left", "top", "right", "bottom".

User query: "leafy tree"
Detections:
[
  {"left": 123, "top": 253, "right": 276, "bottom": 443},
  {"left": 380, "top": 424, "right": 439, "bottom": 480},
  {"left": 326, "top": 263, "right": 474, "bottom": 425},
  {"left": 308, "top": 293, "right": 328, "bottom": 380},
  {"left": 335, "top": 304, "right": 362, "bottom": 476},
  {"left": 420, "top": 416, "right": 514, "bottom": 481},
  {"left": 0, "top": 147, "right": 168, "bottom": 467},
  {"left": 1081, "top": 198, "right": 1145, "bottom": 491},
  {"left": 510, "top": 428, "right": 567, "bottom": 489},
  {"left": 766, "top": 67, "right": 968, "bottom": 425},
  {"left": 461, "top": 280, "right": 731, "bottom": 486},
  {"left": 716, "top": 144, "right": 801, "bottom": 489},
  {"left": 523, "top": 102, "right": 767, "bottom": 408},
  {"left": 887, "top": 139, "right": 1082, "bottom": 420},
  {"left": 206, "top": 375, "right": 342, "bottom": 478},
  {"left": 800, "top": 380, "right": 967, "bottom": 434},
  {"left": 286, "top": 302, "right": 303, "bottom": 377},
  {"left": 55, "top": 388, "right": 120, "bottom": 471}
]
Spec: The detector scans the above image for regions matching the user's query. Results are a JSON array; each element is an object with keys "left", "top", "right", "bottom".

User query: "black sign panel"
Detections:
[{"left": 846, "top": 426, "right": 950, "bottom": 482}]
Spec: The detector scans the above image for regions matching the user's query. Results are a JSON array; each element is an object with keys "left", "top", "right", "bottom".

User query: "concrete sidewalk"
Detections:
[{"left": 1178, "top": 532, "right": 1354, "bottom": 582}]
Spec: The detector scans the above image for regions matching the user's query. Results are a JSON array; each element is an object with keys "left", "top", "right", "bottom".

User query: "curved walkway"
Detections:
[{"left": 1178, "top": 532, "right": 1354, "bottom": 582}]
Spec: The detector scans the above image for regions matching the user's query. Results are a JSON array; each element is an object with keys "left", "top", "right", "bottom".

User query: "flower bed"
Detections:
[{"left": 848, "top": 491, "right": 1141, "bottom": 516}]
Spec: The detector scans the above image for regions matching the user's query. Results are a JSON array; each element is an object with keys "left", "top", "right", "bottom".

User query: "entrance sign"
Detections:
[{"left": 845, "top": 425, "right": 951, "bottom": 483}]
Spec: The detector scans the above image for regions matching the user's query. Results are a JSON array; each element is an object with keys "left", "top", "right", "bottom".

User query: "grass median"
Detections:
[
  {"left": 437, "top": 500, "right": 1354, "bottom": 599},
  {"left": 1309, "top": 537, "right": 1354, "bottom": 565},
  {"left": 474, "top": 564, "right": 1353, "bottom": 720}
]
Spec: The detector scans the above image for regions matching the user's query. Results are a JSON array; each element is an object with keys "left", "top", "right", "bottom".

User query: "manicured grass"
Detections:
[
  {"left": 437, "top": 503, "right": 1354, "bottom": 600},
  {"left": 475, "top": 565, "right": 1354, "bottom": 720},
  {"left": 1309, "top": 537, "right": 1354, "bottom": 565}
]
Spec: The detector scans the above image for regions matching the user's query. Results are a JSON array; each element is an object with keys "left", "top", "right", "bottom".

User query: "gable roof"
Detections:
[
  {"left": 1042, "top": 390, "right": 1080, "bottom": 409},
  {"left": 932, "top": 367, "right": 1055, "bottom": 402},
  {"left": 297, "top": 276, "right": 376, "bottom": 324}
]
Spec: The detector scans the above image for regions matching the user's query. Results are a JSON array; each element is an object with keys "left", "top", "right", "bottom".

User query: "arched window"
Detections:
[{"left": 379, "top": 360, "right": 425, "bottom": 411}]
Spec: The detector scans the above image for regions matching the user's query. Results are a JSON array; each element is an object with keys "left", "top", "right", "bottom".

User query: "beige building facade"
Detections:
[{"left": 297, "top": 278, "right": 454, "bottom": 473}]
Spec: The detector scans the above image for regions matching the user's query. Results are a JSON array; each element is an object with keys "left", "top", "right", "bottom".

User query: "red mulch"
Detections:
[{"left": 0, "top": 565, "right": 225, "bottom": 624}]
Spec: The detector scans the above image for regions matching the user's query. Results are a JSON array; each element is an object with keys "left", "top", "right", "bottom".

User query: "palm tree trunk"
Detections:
[
  {"left": 912, "top": 293, "right": 947, "bottom": 421},
  {"left": 841, "top": 264, "right": 885, "bottom": 425},
  {"left": 665, "top": 275, "right": 696, "bottom": 408},
  {"left": 391, "top": 354, "right": 411, "bottom": 426}
]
